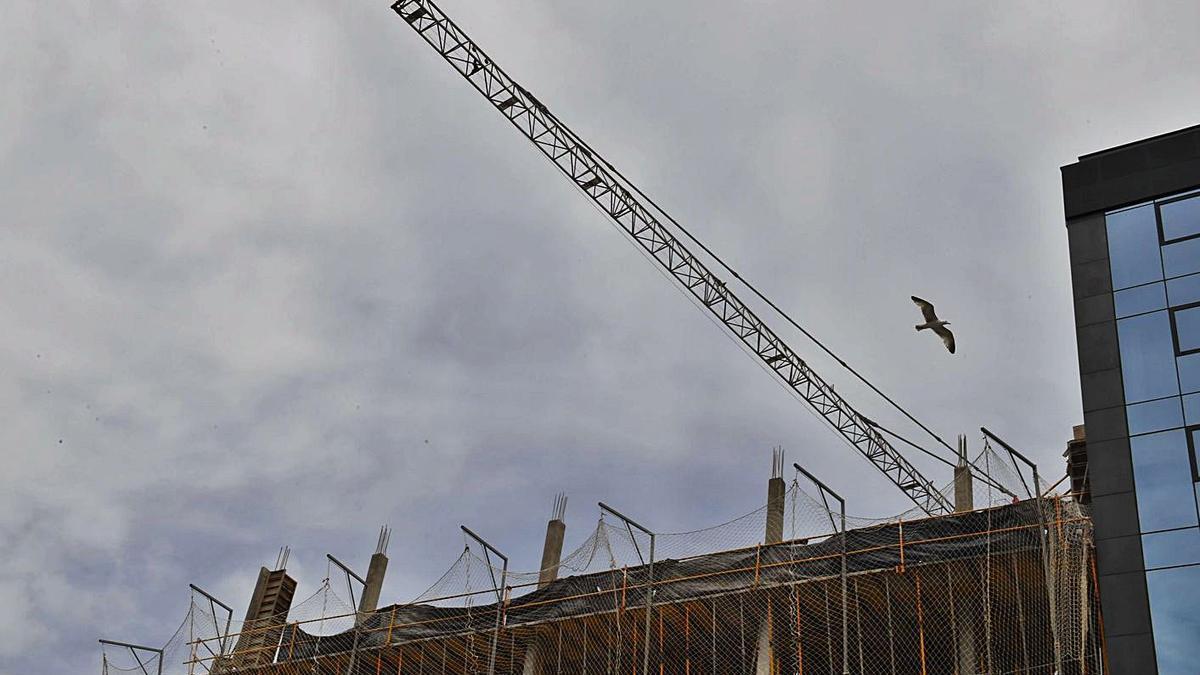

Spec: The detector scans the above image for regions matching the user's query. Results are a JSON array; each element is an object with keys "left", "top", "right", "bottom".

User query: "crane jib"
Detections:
[{"left": 389, "top": 0, "right": 952, "bottom": 516}]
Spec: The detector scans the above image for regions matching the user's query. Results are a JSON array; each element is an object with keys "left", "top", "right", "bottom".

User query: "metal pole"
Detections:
[
  {"left": 461, "top": 525, "right": 509, "bottom": 675},
  {"left": 841, "top": 495, "right": 847, "bottom": 675},
  {"left": 325, "top": 554, "right": 368, "bottom": 675},
  {"left": 189, "top": 584, "right": 234, "bottom": 656},
  {"left": 885, "top": 577, "right": 895, "bottom": 675},
  {"left": 326, "top": 553, "right": 366, "bottom": 611},
  {"left": 980, "top": 427, "right": 1061, "bottom": 675},
  {"left": 598, "top": 501, "right": 655, "bottom": 675},
  {"left": 98, "top": 639, "right": 164, "bottom": 675},
  {"left": 794, "top": 463, "right": 847, "bottom": 675}
]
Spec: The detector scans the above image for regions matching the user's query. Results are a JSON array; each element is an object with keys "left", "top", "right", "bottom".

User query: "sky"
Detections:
[{"left": 3, "top": 1, "right": 1200, "bottom": 672}]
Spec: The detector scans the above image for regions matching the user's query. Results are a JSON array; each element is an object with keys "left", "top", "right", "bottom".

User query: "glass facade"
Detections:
[{"left": 1105, "top": 190, "right": 1200, "bottom": 674}]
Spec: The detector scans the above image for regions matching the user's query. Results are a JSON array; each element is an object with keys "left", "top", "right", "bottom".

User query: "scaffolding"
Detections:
[{"left": 143, "top": 489, "right": 1101, "bottom": 675}]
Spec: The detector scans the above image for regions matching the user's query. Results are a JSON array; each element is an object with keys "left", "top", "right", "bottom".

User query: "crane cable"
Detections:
[
  {"left": 602, "top": 141, "right": 1013, "bottom": 496},
  {"left": 535, "top": 101, "right": 955, "bottom": 457},
  {"left": 522, "top": 89, "right": 1014, "bottom": 497}
]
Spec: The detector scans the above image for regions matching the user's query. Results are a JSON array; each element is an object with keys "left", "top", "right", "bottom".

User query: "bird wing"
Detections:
[
  {"left": 932, "top": 324, "right": 956, "bottom": 354},
  {"left": 911, "top": 296, "right": 938, "bottom": 322}
]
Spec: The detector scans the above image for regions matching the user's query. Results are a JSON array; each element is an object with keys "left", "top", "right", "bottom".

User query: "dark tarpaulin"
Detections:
[{"left": 280, "top": 500, "right": 1044, "bottom": 661}]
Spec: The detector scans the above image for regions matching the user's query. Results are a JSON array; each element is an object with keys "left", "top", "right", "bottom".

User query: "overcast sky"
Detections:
[{"left": 4, "top": 1, "right": 1200, "bottom": 672}]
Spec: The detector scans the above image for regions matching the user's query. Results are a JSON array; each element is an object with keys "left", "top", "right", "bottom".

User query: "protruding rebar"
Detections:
[
  {"left": 771, "top": 446, "right": 785, "bottom": 479},
  {"left": 551, "top": 492, "right": 568, "bottom": 522},
  {"left": 376, "top": 525, "right": 392, "bottom": 555},
  {"left": 275, "top": 546, "right": 291, "bottom": 570}
]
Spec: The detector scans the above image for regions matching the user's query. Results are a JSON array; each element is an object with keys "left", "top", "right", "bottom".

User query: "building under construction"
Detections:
[
  {"left": 103, "top": 440, "right": 1103, "bottom": 675},
  {"left": 100, "top": 2, "right": 1109, "bottom": 673}
]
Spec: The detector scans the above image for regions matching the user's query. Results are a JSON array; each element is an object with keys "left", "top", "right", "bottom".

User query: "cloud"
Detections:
[{"left": 3, "top": 0, "right": 1200, "bottom": 672}]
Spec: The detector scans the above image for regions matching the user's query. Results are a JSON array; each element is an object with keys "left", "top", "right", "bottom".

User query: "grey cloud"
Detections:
[{"left": 4, "top": 0, "right": 1200, "bottom": 673}]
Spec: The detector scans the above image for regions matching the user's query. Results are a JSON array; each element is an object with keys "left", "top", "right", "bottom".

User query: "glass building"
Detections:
[{"left": 1063, "top": 124, "right": 1200, "bottom": 675}]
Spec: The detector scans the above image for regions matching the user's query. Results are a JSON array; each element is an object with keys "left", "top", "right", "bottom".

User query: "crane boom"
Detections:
[{"left": 390, "top": 0, "right": 952, "bottom": 515}]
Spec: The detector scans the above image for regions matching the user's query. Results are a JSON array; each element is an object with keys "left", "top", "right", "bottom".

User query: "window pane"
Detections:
[
  {"left": 1144, "top": 528, "right": 1200, "bottom": 569},
  {"left": 1115, "top": 282, "right": 1166, "bottom": 318},
  {"left": 1161, "top": 194, "right": 1200, "bottom": 242},
  {"left": 1131, "top": 430, "right": 1199, "bottom": 532},
  {"left": 1118, "top": 311, "right": 1181, "bottom": 402},
  {"left": 1183, "top": 393, "right": 1200, "bottom": 425},
  {"left": 1163, "top": 237, "right": 1200, "bottom": 279},
  {"left": 1178, "top": 353, "right": 1200, "bottom": 395},
  {"left": 1128, "top": 397, "right": 1184, "bottom": 435},
  {"left": 1167, "top": 272, "right": 1200, "bottom": 307},
  {"left": 1174, "top": 305, "right": 1200, "bottom": 354},
  {"left": 1146, "top": 565, "right": 1200, "bottom": 675},
  {"left": 1106, "top": 205, "right": 1163, "bottom": 289}
]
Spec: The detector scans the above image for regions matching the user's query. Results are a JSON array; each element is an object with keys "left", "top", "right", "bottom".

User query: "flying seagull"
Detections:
[{"left": 911, "top": 296, "right": 955, "bottom": 354}]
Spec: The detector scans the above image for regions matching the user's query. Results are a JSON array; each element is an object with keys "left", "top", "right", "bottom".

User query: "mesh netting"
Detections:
[{"left": 154, "top": 476, "right": 1101, "bottom": 675}]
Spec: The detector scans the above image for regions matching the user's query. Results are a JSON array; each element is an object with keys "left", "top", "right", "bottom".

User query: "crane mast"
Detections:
[{"left": 390, "top": 0, "right": 952, "bottom": 515}]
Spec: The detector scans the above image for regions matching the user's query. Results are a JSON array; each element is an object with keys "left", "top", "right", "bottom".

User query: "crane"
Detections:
[{"left": 389, "top": 0, "right": 954, "bottom": 515}]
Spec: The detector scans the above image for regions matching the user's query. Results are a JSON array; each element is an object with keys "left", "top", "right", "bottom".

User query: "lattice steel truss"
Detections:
[{"left": 389, "top": 0, "right": 952, "bottom": 515}]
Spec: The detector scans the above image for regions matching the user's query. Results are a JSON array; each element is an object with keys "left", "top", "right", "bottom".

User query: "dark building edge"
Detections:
[
  {"left": 1063, "top": 124, "right": 1200, "bottom": 219},
  {"left": 1062, "top": 124, "right": 1200, "bottom": 672}
]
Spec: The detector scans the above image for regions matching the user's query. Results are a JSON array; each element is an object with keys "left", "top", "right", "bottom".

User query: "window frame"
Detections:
[
  {"left": 1169, "top": 300, "right": 1200, "bottom": 356},
  {"left": 1185, "top": 424, "right": 1200, "bottom": 483},
  {"left": 1158, "top": 192, "right": 1200, "bottom": 245}
]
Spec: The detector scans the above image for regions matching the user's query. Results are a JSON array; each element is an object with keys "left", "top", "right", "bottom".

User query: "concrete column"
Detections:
[
  {"left": 958, "top": 620, "right": 978, "bottom": 675},
  {"left": 358, "top": 552, "right": 388, "bottom": 614},
  {"left": 1064, "top": 425, "right": 1089, "bottom": 504},
  {"left": 949, "top": 562, "right": 979, "bottom": 675},
  {"left": 227, "top": 566, "right": 297, "bottom": 670},
  {"left": 521, "top": 648, "right": 544, "bottom": 675},
  {"left": 355, "top": 527, "right": 391, "bottom": 626},
  {"left": 756, "top": 450, "right": 785, "bottom": 674},
  {"left": 754, "top": 607, "right": 774, "bottom": 675},
  {"left": 765, "top": 477, "right": 786, "bottom": 545},
  {"left": 954, "top": 434, "right": 974, "bottom": 513},
  {"left": 765, "top": 447, "right": 786, "bottom": 545},
  {"left": 538, "top": 492, "right": 568, "bottom": 589},
  {"left": 537, "top": 519, "right": 566, "bottom": 589},
  {"left": 523, "top": 495, "right": 568, "bottom": 675}
]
